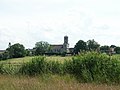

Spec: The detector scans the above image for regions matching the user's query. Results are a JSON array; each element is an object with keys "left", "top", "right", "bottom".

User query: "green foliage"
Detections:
[
  {"left": 34, "top": 41, "right": 50, "bottom": 55},
  {"left": 0, "top": 64, "right": 4, "bottom": 74},
  {"left": 110, "top": 45, "right": 116, "bottom": 48},
  {"left": 115, "top": 47, "right": 120, "bottom": 54},
  {"left": 64, "top": 52, "right": 120, "bottom": 83},
  {"left": 17, "top": 53, "right": 120, "bottom": 83},
  {"left": 0, "top": 62, "right": 19, "bottom": 75},
  {"left": 25, "top": 49, "right": 32, "bottom": 56},
  {"left": 47, "top": 61, "right": 63, "bottom": 74},
  {"left": 19, "top": 56, "right": 47, "bottom": 75},
  {"left": 74, "top": 40, "right": 87, "bottom": 54},
  {"left": 100, "top": 45, "right": 110, "bottom": 53},
  {"left": 87, "top": 39, "right": 100, "bottom": 51},
  {"left": 19, "top": 56, "right": 63, "bottom": 75},
  {"left": 0, "top": 54, "right": 2, "bottom": 60},
  {"left": 6, "top": 43, "right": 26, "bottom": 58},
  {"left": 1, "top": 52, "right": 120, "bottom": 84},
  {"left": 61, "top": 52, "right": 66, "bottom": 57},
  {"left": 0, "top": 51, "right": 9, "bottom": 60}
]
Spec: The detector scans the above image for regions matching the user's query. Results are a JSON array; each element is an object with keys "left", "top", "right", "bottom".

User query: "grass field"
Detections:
[
  {"left": 0, "top": 56, "right": 72, "bottom": 65},
  {"left": 0, "top": 55, "right": 120, "bottom": 90},
  {"left": 3, "top": 54, "right": 120, "bottom": 65},
  {"left": 0, "top": 56, "right": 72, "bottom": 75},
  {"left": 0, "top": 75, "right": 120, "bottom": 90}
]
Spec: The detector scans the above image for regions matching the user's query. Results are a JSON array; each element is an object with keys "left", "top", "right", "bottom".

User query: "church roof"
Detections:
[{"left": 50, "top": 44, "right": 63, "bottom": 49}]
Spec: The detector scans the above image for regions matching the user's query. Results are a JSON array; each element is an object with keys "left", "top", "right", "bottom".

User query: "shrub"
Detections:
[
  {"left": 47, "top": 61, "right": 63, "bottom": 74},
  {"left": 19, "top": 56, "right": 64, "bottom": 76},
  {"left": 18, "top": 52, "right": 120, "bottom": 84},
  {"left": 19, "top": 56, "right": 47, "bottom": 76},
  {"left": 63, "top": 52, "right": 120, "bottom": 83}
]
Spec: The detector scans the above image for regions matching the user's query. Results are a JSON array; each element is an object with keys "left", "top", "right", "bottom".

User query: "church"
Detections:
[
  {"left": 0, "top": 36, "right": 74, "bottom": 55},
  {"left": 50, "top": 36, "right": 74, "bottom": 54}
]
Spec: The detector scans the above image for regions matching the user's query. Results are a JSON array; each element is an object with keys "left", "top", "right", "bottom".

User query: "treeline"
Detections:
[
  {"left": 0, "top": 41, "right": 52, "bottom": 60},
  {"left": 74, "top": 39, "right": 120, "bottom": 55},
  {"left": 0, "top": 39, "right": 120, "bottom": 60}
]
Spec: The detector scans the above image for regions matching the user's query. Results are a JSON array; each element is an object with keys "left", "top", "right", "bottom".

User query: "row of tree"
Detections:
[
  {"left": 0, "top": 39, "right": 120, "bottom": 60},
  {"left": 0, "top": 41, "right": 51, "bottom": 60},
  {"left": 74, "top": 39, "right": 120, "bottom": 55},
  {"left": 74, "top": 39, "right": 100, "bottom": 54}
]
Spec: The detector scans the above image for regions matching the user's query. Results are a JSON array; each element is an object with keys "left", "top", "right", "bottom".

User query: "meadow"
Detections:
[
  {"left": 0, "top": 56, "right": 71, "bottom": 65},
  {"left": 0, "top": 75, "right": 120, "bottom": 90},
  {"left": 0, "top": 52, "right": 120, "bottom": 90}
]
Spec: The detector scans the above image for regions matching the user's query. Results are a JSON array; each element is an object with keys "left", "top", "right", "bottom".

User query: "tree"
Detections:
[
  {"left": 25, "top": 49, "right": 32, "bottom": 56},
  {"left": 0, "top": 51, "right": 9, "bottom": 60},
  {"left": 87, "top": 39, "right": 100, "bottom": 51},
  {"left": 110, "top": 45, "right": 116, "bottom": 48},
  {"left": 100, "top": 45, "right": 110, "bottom": 53},
  {"left": 6, "top": 43, "right": 26, "bottom": 58},
  {"left": 114, "top": 47, "right": 120, "bottom": 54},
  {"left": 34, "top": 41, "right": 50, "bottom": 55},
  {"left": 1, "top": 51, "right": 10, "bottom": 60},
  {"left": 74, "top": 40, "right": 87, "bottom": 54}
]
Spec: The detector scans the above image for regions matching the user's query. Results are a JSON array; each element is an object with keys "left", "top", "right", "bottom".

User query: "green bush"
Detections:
[
  {"left": 19, "top": 56, "right": 64, "bottom": 76},
  {"left": 18, "top": 52, "right": 120, "bottom": 83},
  {"left": 19, "top": 56, "right": 47, "bottom": 76},
  {"left": 47, "top": 61, "right": 63, "bottom": 74},
  {"left": 63, "top": 52, "right": 120, "bottom": 83}
]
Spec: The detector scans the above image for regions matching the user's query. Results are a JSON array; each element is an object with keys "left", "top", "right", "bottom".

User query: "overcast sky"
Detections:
[{"left": 0, "top": 0, "right": 120, "bottom": 49}]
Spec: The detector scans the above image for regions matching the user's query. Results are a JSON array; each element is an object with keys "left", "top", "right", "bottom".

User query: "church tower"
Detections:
[
  {"left": 64, "top": 36, "right": 68, "bottom": 44},
  {"left": 63, "top": 36, "right": 69, "bottom": 53}
]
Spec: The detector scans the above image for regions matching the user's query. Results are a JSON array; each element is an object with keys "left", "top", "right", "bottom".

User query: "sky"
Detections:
[{"left": 0, "top": 0, "right": 120, "bottom": 49}]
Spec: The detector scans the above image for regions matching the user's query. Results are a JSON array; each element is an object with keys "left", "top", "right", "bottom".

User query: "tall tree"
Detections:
[
  {"left": 110, "top": 45, "right": 116, "bottom": 48},
  {"left": 34, "top": 41, "right": 50, "bottom": 55},
  {"left": 114, "top": 47, "right": 120, "bottom": 54},
  {"left": 6, "top": 43, "right": 26, "bottom": 58},
  {"left": 87, "top": 39, "right": 100, "bottom": 51},
  {"left": 100, "top": 45, "right": 110, "bottom": 53},
  {"left": 74, "top": 40, "right": 87, "bottom": 54}
]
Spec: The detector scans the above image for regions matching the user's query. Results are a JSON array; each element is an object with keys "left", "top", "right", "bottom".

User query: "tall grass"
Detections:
[
  {"left": 1, "top": 75, "right": 120, "bottom": 90},
  {"left": 0, "top": 63, "right": 19, "bottom": 75},
  {"left": 19, "top": 56, "right": 47, "bottom": 75},
  {"left": 1, "top": 52, "right": 120, "bottom": 84},
  {"left": 64, "top": 52, "right": 120, "bottom": 83},
  {"left": 19, "top": 56, "right": 63, "bottom": 75},
  {"left": 46, "top": 60, "right": 63, "bottom": 74}
]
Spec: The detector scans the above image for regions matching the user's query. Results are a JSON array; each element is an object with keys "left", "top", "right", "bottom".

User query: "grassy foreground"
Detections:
[
  {"left": 0, "top": 75, "right": 120, "bottom": 90},
  {"left": 1, "top": 53, "right": 120, "bottom": 90}
]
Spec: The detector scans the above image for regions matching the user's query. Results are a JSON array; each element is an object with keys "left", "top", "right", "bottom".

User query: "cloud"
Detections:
[{"left": 0, "top": 0, "right": 120, "bottom": 49}]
